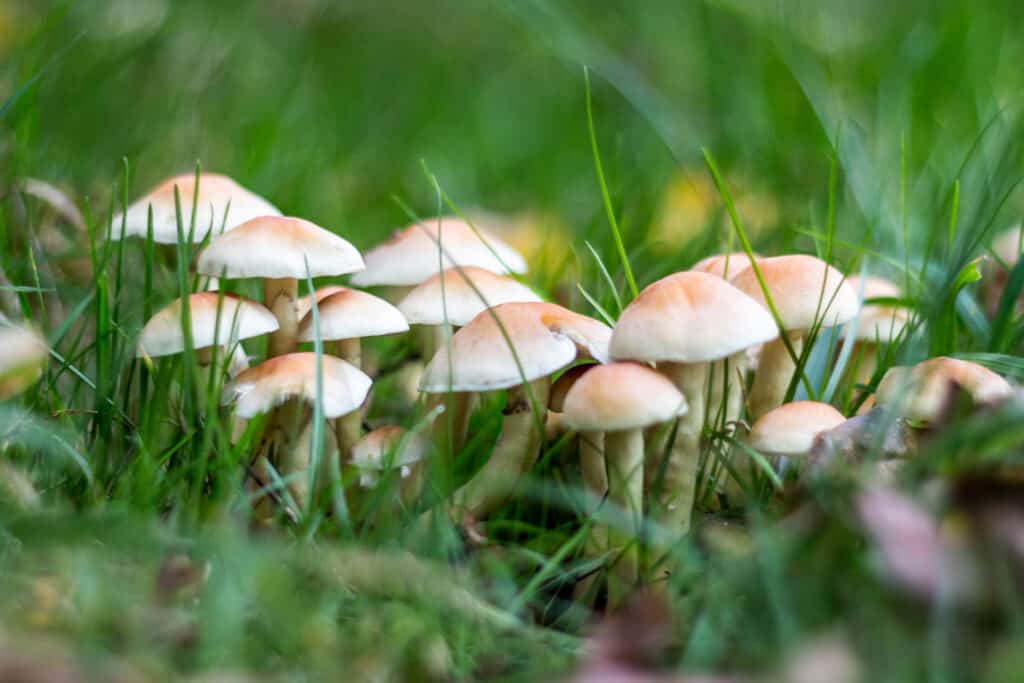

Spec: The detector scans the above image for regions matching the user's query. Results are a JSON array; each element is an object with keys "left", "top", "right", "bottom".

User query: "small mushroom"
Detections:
[
  {"left": 351, "top": 425, "right": 429, "bottom": 506},
  {"left": 561, "top": 362, "right": 687, "bottom": 603},
  {"left": 690, "top": 251, "right": 760, "bottom": 279},
  {"left": 0, "top": 324, "right": 48, "bottom": 400},
  {"left": 399, "top": 266, "right": 542, "bottom": 452},
  {"left": 610, "top": 271, "right": 777, "bottom": 534},
  {"left": 197, "top": 216, "right": 364, "bottom": 357},
  {"left": 839, "top": 275, "right": 910, "bottom": 390},
  {"left": 731, "top": 255, "right": 859, "bottom": 421},
  {"left": 875, "top": 356, "right": 1013, "bottom": 425},
  {"left": 419, "top": 302, "right": 610, "bottom": 526},
  {"left": 748, "top": 401, "right": 846, "bottom": 475},
  {"left": 227, "top": 352, "right": 372, "bottom": 513},
  {"left": 113, "top": 172, "right": 280, "bottom": 244}
]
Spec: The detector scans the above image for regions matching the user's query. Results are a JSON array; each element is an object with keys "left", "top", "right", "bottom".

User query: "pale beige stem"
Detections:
[
  {"left": 451, "top": 379, "right": 550, "bottom": 522},
  {"left": 654, "top": 362, "right": 707, "bottom": 535},
  {"left": 335, "top": 410, "right": 363, "bottom": 466},
  {"left": 747, "top": 334, "right": 804, "bottom": 422},
  {"left": 427, "top": 391, "right": 474, "bottom": 456},
  {"left": 573, "top": 430, "right": 607, "bottom": 605},
  {"left": 333, "top": 338, "right": 362, "bottom": 368},
  {"left": 604, "top": 428, "right": 644, "bottom": 607},
  {"left": 264, "top": 277, "right": 299, "bottom": 357}
]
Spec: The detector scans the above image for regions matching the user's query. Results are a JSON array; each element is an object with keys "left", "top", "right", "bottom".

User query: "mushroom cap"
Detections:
[
  {"left": 749, "top": 401, "right": 846, "bottom": 456},
  {"left": 349, "top": 217, "right": 527, "bottom": 287},
  {"left": 561, "top": 362, "right": 687, "bottom": 432},
  {"left": 351, "top": 425, "right": 429, "bottom": 472},
  {"left": 113, "top": 173, "right": 280, "bottom": 244},
  {"left": 610, "top": 271, "right": 778, "bottom": 364},
  {"left": 548, "top": 364, "right": 594, "bottom": 413},
  {"left": 875, "top": 356, "right": 1013, "bottom": 423},
  {"left": 137, "top": 292, "right": 278, "bottom": 358},
  {"left": 841, "top": 275, "right": 910, "bottom": 342},
  {"left": 419, "top": 302, "right": 611, "bottom": 393},
  {"left": 227, "top": 352, "right": 372, "bottom": 418},
  {"left": 196, "top": 216, "right": 364, "bottom": 280},
  {"left": 0, "top": 325, "right": 48, "bottom": 400},
  {"left": 730, "top": 255, "right": 859, "bottom": 331},
  {"left": 992, "top": 225, "right": 1024, "bottom": 268},
  {"left": 295, "top": 286, "right": 348, "bottom": 321},
  {"left": 296, "top": 287, "right": 409, "bottom": 342},
  {"left": 397, "top": 266, "right": 542, "bottom": 327},
  {"left": 691, "top": 252, "right": 760, "bottom": 279}
]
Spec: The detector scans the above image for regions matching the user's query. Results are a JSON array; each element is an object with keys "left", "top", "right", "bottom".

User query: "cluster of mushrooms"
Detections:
[{"left": 9, "top": 170, "right": 1012, "bottom": 604}]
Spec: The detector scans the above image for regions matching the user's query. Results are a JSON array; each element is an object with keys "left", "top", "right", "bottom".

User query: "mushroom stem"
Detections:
[
  {"left": 654, "top": 362, "right": 707, "bottom": 534},
  {"left": 451, "top": 378, "right": 550, "bottom": 522},
  {"left": 708, "top": 352, "right": 747, "bottom": 430},
  {"left": 264, "top": 277, "right": 299, "bottom": 357},
  {"left": 577, "top": 431, "right": 608, "bottom": 599},
  {"left": 332, "top": 338, "right": 362, "bottom": 368},
  {"left": 604, "top": 428, "right": 644, "bottom": 605},
  {"left": 427, "top": 391, "right": 474, "bottom": 456},
  {"left": 747, "top": 334, "right": 804, "bottom": 422},
  {"left": 334, "top": 410, "right": 363, "bottom": 468}
]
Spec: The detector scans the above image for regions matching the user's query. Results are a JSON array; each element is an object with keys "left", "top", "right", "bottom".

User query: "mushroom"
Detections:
[
  {"left": 227, "top": 352, "right": 372, "bottom": 512},
  {"left": 351, "top": 425, "right": 430, "bottom": 509},
  {"left": 0, "top": 324, "right": 48, "bottom": 400},
  {"left": 875, "top": 357, "right": 1013, "bottom": 425},
  {"left": 419, "top": 302, "right": 610, "bottom": 525},
  {"left": 295, "top": 287, "right": 408, "bottom": 461},
  {"left": 113, "top": 172, "right": 280, "bottom": 244},
  {"left": 609, "top": 271, "right": 777, "bottom": 534},
  {"left": 196, "top": 216, "right": 364, "bottom": 357},
  {"left": 731, "top": 255, "right": 859, "bottom": 421},
  {"left": 749, "top": 401, "right": 846, "bottom": 475},
  {"left": 137, "top": 292, "right": 278, "bottom": 375},
  {"left": 839, "top": 275, "right": 910, "bottom": 391},
  {"left": 350, "top": 216, "right": 527, "bottom": 295},
  {"left": 691, "top": 251, "right": 760, "bottom": 279},
  {"left": 398, "top": 266, "right": 542, "bottom": 453},
  {"left": 561, "top": 362, "right": 687, "bottom": 603}
]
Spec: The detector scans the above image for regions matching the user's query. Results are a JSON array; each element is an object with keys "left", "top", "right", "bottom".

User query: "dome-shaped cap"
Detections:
[
  {"left": 297, "top": 288, "right": 408, "bottom": 342},
  {"left": 350, "top": 217, "right": 527, "bottom": 287},
  {"left": 841, "top": 275, "right": 910, "bottom": 342},
  {"left": 561, "top": 362, "right": 687, "bottom": 432},
  {"left": 138, "top": 292, "right": 278, "bottom": 358},
  {"left": 397, "top": 266, "right": 542, "bottom": 327},
  {"left": 0, "top": 325, "right": 47, "bottom": 400},
  {"left": 610, "top": 271, "right": 778, "bottom": 364},
  {"left": 197, "top": 216, "right": 363, "bottom": 279},
  {"left": 876, "top": 356, "right": 1012, "bottom": 423},
  {"left": 113, "top": 173, "right": 280, "bottom": 244},
  {"left": 548, "top": 364, "right": 594, "bottom": 413},
  {"left": 352, "top": 425, "right": 429, "bottom": 472},
  {"left": 730, "top": 255, "right": 859, "bottom": 331},
  {"left": 227, "top": 352, "right": 372, "bottom": 418},
  {"left": 419, "top": 302, "right": 611, "bottom": 393},
  {"left": 295, "top": 286, "right": 348, "bottom": 321},
  {"left": 691, "top": 252, "right": 760, "bottom": 279},
  {"left": 749, "top": 401, "right": 846, "bottom": 456}
]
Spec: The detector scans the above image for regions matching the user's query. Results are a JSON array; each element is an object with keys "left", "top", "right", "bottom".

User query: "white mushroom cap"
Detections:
[
  {"left": 610, "top": 271, "right": 778, "bottom": 363},
  {"left": 841, "top": 275, "right": 910, "bottom": 343},
  {"left": 352, "top": 425, "right": 428, "bottom": 472},
  {"left": 730, "top": 255, "right": 859, "bottom": 331},
  {"left": 561, "top": 362, "right": 687, "bottom": 432},
  {"left": 748, "top": 401, "right": 846, "bottom": 456},
  {"left": 137, "top": 292, "right": 278, "bottom": 358},
  {"left": 0, "top": 325, "right": 47, "bottom": 400},
  {"left": 227, "top": 352, "right": 372, "bottom": 418},
  {"left": 350, "top": 217, "right": 527, "bottom": 287},
  {"left": 397, "top": 266, "right": 542, "bottom": 327},
  {"left": 113, "top": 173, "right": 280, "bottom": 244},
  {"left": 295, "top": 286, "right": 348, "bottom": 321},
  {"left": 296, "top": 288, "right": 408, "bottom": 342},
  {"left": 419, "top": 302, "right": 611, "bottom": 393},
  {"left": 875, "top": 356, "right": 1013, "bottom": 424},
  {"left": 196, "top": 216, "right": 364, "bottom": 280}
]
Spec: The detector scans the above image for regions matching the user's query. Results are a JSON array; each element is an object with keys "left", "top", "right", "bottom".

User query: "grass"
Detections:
[{"left": 4, "top": 0, "right": 1024, "bottom": 680}]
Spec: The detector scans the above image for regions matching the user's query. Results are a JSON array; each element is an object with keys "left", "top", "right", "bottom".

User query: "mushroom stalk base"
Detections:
[
  {"left": 747, "top": 335, "right": 803, "bottom": 422},
  {"left": 450, "top": 379, "right": 550, "bottom": 523},
  {"left": 265, "top": 277, "right": 299, "bottom": 358},
  {"left": 654, "top": 362, "right": 707, "bottom": 536},
  {"left": 605, "top": 428, "right": 644, "bottom": 606},
  {"left": 427, "top": 391, "right": 474, "bottom": 457},
  {"left": 332, "top": 338, "right": 362, "bottom": 369}
]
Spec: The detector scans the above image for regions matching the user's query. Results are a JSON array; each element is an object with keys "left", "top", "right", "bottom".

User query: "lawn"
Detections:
[{"left": 2, "top": 1, "right": 1024, "bottom": 681}]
